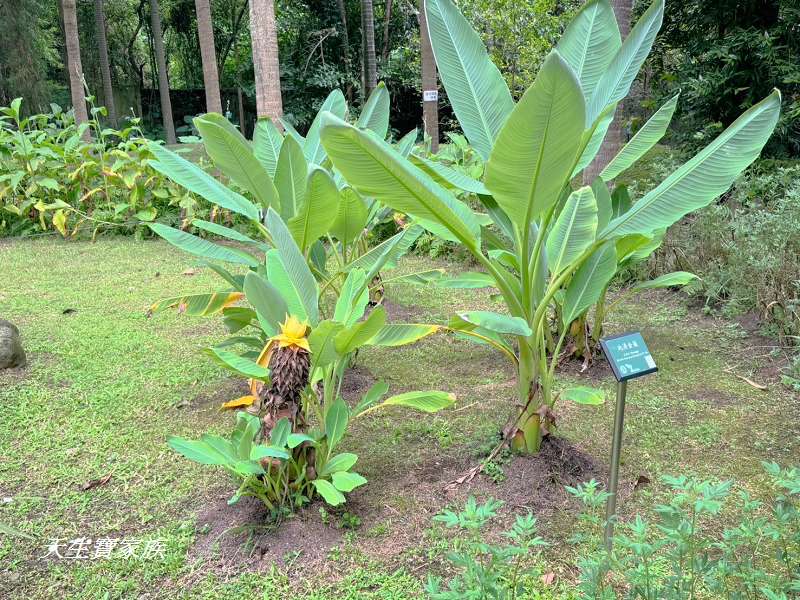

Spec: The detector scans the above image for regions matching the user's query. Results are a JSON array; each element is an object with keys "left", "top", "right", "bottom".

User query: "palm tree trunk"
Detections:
[
  {"left": 61, "top": 0, "right": 89, "bottom": 135},
  {"left": 94, "top": 0, "right": 118, "bottom": 127},
  {"left": 583, "top": 0, "right": 632, "bottom": 184},
  {"left": 361, "top": 0, "right": 377, "bottom": 99},
  {"left": 195, "top": 0, "right": 223, "bottom": 114},
  {"left": 381, "top": 0, "right": 393, "bottom": 63},
  {"left": 150, "top": 0, "right": 176, "bottom": 144},
  {"left": 249, "top": 0, "right": 283, "bottom": 122},
  {"left": 419, "top": 0, "right": 438, "bottom": 152}
]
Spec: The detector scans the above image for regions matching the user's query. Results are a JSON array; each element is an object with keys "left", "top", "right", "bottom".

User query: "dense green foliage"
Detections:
[
  {"left": 146, "top": 89, "right": 458, "bottom": 512},
  {"left": 320, "top": 0, "right": 780, "bottom": 454},
  {"left": 636, "top": 153, "right": 800, "bottom": 347},
  {"left": 0, "top": 97, "right": 202, "bottom": 237},
  {"left": 431, "top": 463, "right": 800, "bottom": 598},
  {"left": 648, "top": 0, "right": 800, "bottom": 158}
]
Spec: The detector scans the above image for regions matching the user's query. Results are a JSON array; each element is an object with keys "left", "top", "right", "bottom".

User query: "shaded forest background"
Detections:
[{"left": 0, "top": 0, "right": 798, "bottom": 154}]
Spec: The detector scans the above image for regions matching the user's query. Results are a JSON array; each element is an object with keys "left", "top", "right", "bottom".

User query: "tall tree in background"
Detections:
[
  {"left": 419, "top": 0, "right": 438, "bottom": 152},
  {"left": 61, "top": 0, "right": 90, "bottom": 133},
  {"left": 583, "top": 0, "right": 632, "bottom": 183},
  {"left": 381, "top": 0, "right": 393, "bottom": 63},
  {"left": 150, "top": 0, "right": 176, "bottom": 143},
  {"left": 94, "top": 0, "right": 118, "bottom": 126},
  {"left": 249, "top": 0, "right": 283, "bottom": 121},
  {"left": 195, "top": 0, "right": 223, "bottom": 113},
  {"left": 335, "top": 0, "right": 354, "bottom": 103},
  {"left": 0, "top": 0, "right": 54, "bottom": 109},
  {"left": 361, "top": 0, "right": 377, "bottom": 99}
]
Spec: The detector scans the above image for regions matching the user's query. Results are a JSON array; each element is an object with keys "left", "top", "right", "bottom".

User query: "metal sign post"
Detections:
[{"left": 599, "top": 332, "right": 658, "bottom": 554}]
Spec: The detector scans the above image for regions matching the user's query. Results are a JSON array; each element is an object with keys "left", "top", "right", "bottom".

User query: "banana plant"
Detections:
[
  {"left": 167, "top": 208, "right": 455, "bottom": 511},
  {"left": 146, "top": 84, "right": 438, "bottom": 314},
  {"left": 319, "top": 0, "right": 780, "bottom": 453}
]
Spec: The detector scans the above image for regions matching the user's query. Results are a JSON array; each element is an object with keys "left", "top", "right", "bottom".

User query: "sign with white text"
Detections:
[{"left": 600, "top": 332, "right": 657, "bottom": 382}]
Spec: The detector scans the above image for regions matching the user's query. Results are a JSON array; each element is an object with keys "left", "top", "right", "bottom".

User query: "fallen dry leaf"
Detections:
[
  {"left": 220, "top": 395, "right": 256, "bottom": 410},
  {"left": 736, "top": 375, "right": 768, "bottom": 391},
  {"left": 80, "top": 473, "right": 112, "bottom": 491},
  {"left": 182, "top": 268, "right": 198, "bottom": 276},
  {"left": 541, "top": 572, "right": 556, "bottom": 585}
]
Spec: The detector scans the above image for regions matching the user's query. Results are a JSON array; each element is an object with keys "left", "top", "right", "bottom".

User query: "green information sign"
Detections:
[{"left": 600, "top": 332, "right": 657, "bottom": 382}]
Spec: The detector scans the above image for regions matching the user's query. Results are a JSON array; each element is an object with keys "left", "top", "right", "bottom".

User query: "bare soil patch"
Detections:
[
  {"left": 186, "top": 492, "right": 343, "bottom": 579},
  {"left": 381, "top": 299, "right": 424, "bottom": 322}
]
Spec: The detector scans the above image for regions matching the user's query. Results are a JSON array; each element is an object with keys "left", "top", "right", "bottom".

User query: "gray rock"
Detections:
[{"left": 0, "top": 319, "right": 26, "bottom": 369}]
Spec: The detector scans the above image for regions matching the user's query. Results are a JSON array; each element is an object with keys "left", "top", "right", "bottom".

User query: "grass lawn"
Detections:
[{"left": 1, "top": 238, "right": 797, "bottom": 599}]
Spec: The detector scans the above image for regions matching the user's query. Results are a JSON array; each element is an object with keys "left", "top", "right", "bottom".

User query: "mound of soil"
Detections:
[{"left": 188, "top": 493, "right": 343, "bottom": 577}]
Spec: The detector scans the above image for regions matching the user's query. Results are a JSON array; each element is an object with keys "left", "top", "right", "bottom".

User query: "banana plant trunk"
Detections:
[{"left": 510, "top": 335, "right": 559, "bottom": 453}]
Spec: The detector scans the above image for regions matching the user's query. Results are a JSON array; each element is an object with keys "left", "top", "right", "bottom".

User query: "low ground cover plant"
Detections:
[
  {"left": 428, "top": 463, "right": 800, "bottom": 599},
  {"left": 0, "top": 97, "right": 201, "bottom": 237},
  {"left": 320, "top": 0, "right": 781, "bottom": 454}
]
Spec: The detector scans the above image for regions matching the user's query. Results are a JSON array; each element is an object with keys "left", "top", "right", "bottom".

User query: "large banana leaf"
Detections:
[
  {"left": 546, "top": 186, "right": 598, "bottom": 275},
  {"left": 411, "top": 155, "right": 489, "bottom": 195},
  {"left": 561, "top": 242, "right": 617, "bottom": 327},
  {"left": 396, "top": 128, "right": 418, "bottom": 157},
  {"left": 600, "top": 93, "right": 679, "bottom": 181},
  {"left": 633, "top": 271, "right": 698, "bottom": 291},
  {"left": 424, "top": 0, "right": 514, "bottom": 160},
  {"left": 600, "top": 90, "right": 781, "bottom": 239},
  {"left": 243, "top": 271, "right": 288, "bottom": 332},
  {"left": 320, "top": 114, "right": 481, "bottom": 251},
  {"left": 556, "top": 0, "right": 621, "bottom": 99},
  {"left": 191, "top": 219, "right": 268, "bottom": 251},
  {"left": 572, "top": 103, "right": 617, "bottom": 178},
  {"left": 274, "top": 135, "right": 308, "bottom": 221},
  {"left": 334, "top": 269, "right": 369, "bottom": 326},
  {"left": 253, "top": 118, "right": 283, "bottom": 178},
  {"left": 590, "top": 178, "right": 613, "bottom": 233},
  {"left": 148, "top": 291, "right": 244, "bottom": 317},
  {"left": 334, "top": 306, "right": 386, "bottom": 354},
  {"left": 305, "top": 89, "right": 348, "bottom": 166},
  {"left": 343, "top": 225, "right": 423, "bottom": 274},
  {"left": 265, "top": 209, "right": 319, "bottom": 324},
  {"left": 147, "top": 143, "right": 259, "bottom": 221},
  {"left": 148, "top": 223, "right": 259, "bottom": 266},
  {"left": 194, "top": 113, "right": 278, "bottom": 210},
  {"left": 288, "top": 167, "right": 340, "bottom": 250},
  {"left": 366, "top": 323, "right": 441, "bottom": 346},
  {"left": 457, "top": 311, "right": 532, "bottom": 336},
  {"left": 266, "top": 249, "right": 308, "bottom": 322},
  {"left": 485, "top": 51, "right": 585, "bottom": 229},
  {"left": 356, "top": 82, "right": 390, "bottom": 139},
  {"left": 329, "top": 187, "right": 369, "bottom": 244},
  {"left": 586, "top": 0, "right": 664, "bottom": 125}
]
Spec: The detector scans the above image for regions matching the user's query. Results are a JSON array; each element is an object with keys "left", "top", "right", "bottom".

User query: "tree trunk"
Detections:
[
  {"left": 237, "top": 86, "right": 246, "bottom": 133},
  {"left": 150, "top": 0, "right": 176, "bottom": 144},
  {"left": 249, "top": 0, "right": 283, "bottom": 122},
  {"left": 419, "top": 0, "right": 438, "bottom": 152},
  {"left": 583, "top": 0, "right": 632, "bottom": 184},
  {"left": 335, "top": 0, "right": 354, "bottom": 103},
  {"left": 94, "top": 0, "right": 118, "bottom": 126},
  {"left": 361, "top": 0, "right": 377, "bottom": 99},
  {"left": 381, "top": 0, "right": 393, "bottom": 64},
  {"left": 61, "top": 0, "right": 89, "bottom": 136},
  {"left": 195, "top": 0, "right": 223, "bottom": 114}
]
